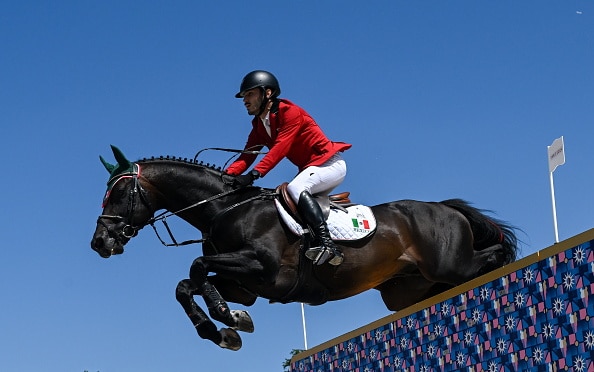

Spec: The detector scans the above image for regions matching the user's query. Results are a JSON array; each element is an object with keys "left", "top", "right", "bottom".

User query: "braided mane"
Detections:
[
  {"left": 134, "top": 155, "right": 277, "bottom": 193},
  {"left": 137, "top": 155, "right": 224, "bottom": 174}
]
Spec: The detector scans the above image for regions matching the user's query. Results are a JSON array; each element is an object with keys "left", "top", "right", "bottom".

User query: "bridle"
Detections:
[
  {"left": 96, "top": 161, "right": 270, "bottom": 248},
  {"left": 97, "top": 164, "right": 151, "bottom": 246}
]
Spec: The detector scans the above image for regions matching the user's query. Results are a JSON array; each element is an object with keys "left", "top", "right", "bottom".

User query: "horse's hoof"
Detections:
[
  {"left": 231, "top": 310, "right": 254, "bottom": 333},
  {"left": 218, "top": 328, "right": 242, "bottom": 351}
]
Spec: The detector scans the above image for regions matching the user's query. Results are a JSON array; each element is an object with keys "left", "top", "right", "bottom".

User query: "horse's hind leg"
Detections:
[
  {"left": 474, "top": 244, "right": 507, "bottom": 276},
  {"left": 175, "top": 279, "right": 242, "bottom": 351},
  {"left": 428, "top": 237, "right": 506, "bottom": 284},
  {"left": 376, "top": 274, "right": 453, "bottom": 311}
]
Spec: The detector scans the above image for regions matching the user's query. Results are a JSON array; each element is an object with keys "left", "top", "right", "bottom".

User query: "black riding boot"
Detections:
[{"left": 297, "top": 191, "right": 344, "bottom": 266}]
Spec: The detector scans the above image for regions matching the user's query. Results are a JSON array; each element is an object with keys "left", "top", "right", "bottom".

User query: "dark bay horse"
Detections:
[{"left": 91, "top": 146, "right": 518, "bottom": 351}]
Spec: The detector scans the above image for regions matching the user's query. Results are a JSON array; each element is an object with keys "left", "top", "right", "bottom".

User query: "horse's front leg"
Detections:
[
  {"left": 190, "top": 254, "right": 258, "bottom": 331},
  {"left": 200, "top": 280, "right": 254, "bottom": 332},
  {"left": 177, "top": 252, "right": 262, "bottom": 348},
  {"left": 175, "top": 279, "right": 243, "bottom": 351}
]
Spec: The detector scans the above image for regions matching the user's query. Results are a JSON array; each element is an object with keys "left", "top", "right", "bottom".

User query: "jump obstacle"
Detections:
[{"left": 290, "top": 229, "right": 594, "bottom": 371}]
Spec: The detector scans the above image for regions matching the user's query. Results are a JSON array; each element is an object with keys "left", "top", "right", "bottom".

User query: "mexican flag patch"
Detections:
[{"left": 352, "top": 218, "right": 370, "bottom": 230}]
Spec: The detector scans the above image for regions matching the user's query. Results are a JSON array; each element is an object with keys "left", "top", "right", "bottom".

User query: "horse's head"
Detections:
[{"left": 91, "top": 145, "right": 154, "bottom": 258}]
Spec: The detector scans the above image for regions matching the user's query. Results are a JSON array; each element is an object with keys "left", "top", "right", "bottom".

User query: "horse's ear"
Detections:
[
  {"left": 110, "top": 145, "right": 132, "bottom": 169},
  {"left": 99, "top": 155, "right": 116, "bottom": 174}
]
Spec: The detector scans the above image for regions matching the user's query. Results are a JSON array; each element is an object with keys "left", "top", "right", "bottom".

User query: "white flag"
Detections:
[{"left": 547, "top": 136, "right": 565, "bottom": 173}]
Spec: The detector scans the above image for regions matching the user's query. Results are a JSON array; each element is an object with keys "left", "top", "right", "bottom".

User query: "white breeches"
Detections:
[{"left": 287, "top": 153, "right": 347, "bottom": 203}]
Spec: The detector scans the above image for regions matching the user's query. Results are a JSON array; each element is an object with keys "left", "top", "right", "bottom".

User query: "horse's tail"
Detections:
[{"left": 441, "top": 198, "right": 519, "bottom": 265}]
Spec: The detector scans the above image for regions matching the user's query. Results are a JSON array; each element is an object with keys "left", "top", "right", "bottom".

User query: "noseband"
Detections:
[{"left": 97, "top": 164, "right": 152, "bottom": 245}]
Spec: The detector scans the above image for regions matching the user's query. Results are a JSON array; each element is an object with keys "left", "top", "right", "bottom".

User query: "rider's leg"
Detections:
[
  {"left": 287, "top": 154, "right": 347, "bottom": 265},
  {"left": 297, "top": 190, "right": 344, "bottom": 265}
]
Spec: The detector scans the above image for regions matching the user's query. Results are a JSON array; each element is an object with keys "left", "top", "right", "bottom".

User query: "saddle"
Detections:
[
  {"left": 274, "top": 182, "right": 375, "bottom": 242},
  {"left": 273, "top": 183, "right": 376, "bottom": 305},
  {"left": 275, "top": 182, "right": 352, "bottom": 223}
]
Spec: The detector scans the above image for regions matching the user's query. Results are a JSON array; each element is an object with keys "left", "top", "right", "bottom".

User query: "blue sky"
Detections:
[{"left": 1, "top": 1, "right": 593, "bottom": 371}]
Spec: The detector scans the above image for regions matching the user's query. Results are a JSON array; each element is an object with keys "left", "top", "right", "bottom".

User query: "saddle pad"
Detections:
[{"left": 274, "top": 199, "right": 376, "bottom": 241}]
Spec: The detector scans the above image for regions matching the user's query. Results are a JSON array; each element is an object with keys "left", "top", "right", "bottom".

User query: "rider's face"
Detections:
[
  {"left": 242, "top": 88, "right": 263, "bottom": 115},
  {"left": 242, "top": 88, "right": 270, "bottom": 116}
]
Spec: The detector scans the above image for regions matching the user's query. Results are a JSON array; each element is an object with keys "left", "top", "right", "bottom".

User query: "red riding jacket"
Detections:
[{"left": 226, "top": 99, "right": 351, "bottom": 177}]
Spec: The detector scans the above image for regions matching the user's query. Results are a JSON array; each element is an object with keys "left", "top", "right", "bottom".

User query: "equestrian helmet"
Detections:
[{"left": 235, "top": 70, "right": 281, "bottom": 98}]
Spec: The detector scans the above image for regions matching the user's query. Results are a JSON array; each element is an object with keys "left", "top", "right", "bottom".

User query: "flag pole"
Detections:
[
  {"left": 547, "top": 136, "right": 565, "bottom": 244},
  {"left": 549, "top": 170, "right": 560, "bottom": 243},
  {"left": 301, "top": 303, "right": 308, "bottom": 349}
]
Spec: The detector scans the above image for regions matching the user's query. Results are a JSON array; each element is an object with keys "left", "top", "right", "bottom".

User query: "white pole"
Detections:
[
  {"left": 549, "top": 171, "right": 560, "bottom": 243},
  {"left": 301, "top": 303, "right": 308, "bottom": 349}
]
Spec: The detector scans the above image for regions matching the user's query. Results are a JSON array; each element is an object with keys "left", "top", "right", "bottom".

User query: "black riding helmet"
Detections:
[{"left": 235, "top": 70, "right": 281, "bottom": 98}]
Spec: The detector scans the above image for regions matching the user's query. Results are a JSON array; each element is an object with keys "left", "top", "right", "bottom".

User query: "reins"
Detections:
[
  {"left": 147, "top": 188, "right": 242, "bottom": 247},
  {"left": 194, "top": 146, "right": 267, "bottom": 172},
  {"left": 148, "top": 188, "right": 278, "bottom": 248}
]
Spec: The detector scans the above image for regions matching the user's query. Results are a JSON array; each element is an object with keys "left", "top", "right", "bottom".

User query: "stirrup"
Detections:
[
  {"left": 328, "top": 250, "right": 344, "bottom": 266},
  {"left": 305, "top": 246, "right": 323, "bottom": 261},
  {"left": 305, "top": 246, "right": 344, "bottom": 266}
]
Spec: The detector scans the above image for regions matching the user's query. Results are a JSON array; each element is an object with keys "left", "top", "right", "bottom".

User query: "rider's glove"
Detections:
[{"left": 233, "top": 169, "right": 261, "bottom": 188}]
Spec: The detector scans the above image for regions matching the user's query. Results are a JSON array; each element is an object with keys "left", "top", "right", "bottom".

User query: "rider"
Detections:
[{"left": 226, "top": 70, "right": 352, "bottom": 266}]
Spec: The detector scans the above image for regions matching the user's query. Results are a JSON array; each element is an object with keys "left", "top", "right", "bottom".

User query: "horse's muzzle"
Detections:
[{"left": 90, "top": 233, "right": 124, "bottom": 258}]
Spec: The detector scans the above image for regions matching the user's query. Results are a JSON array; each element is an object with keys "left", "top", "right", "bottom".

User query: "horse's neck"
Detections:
[{"left": 142, "top": 162, "right": 229, "bottom": 224}]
